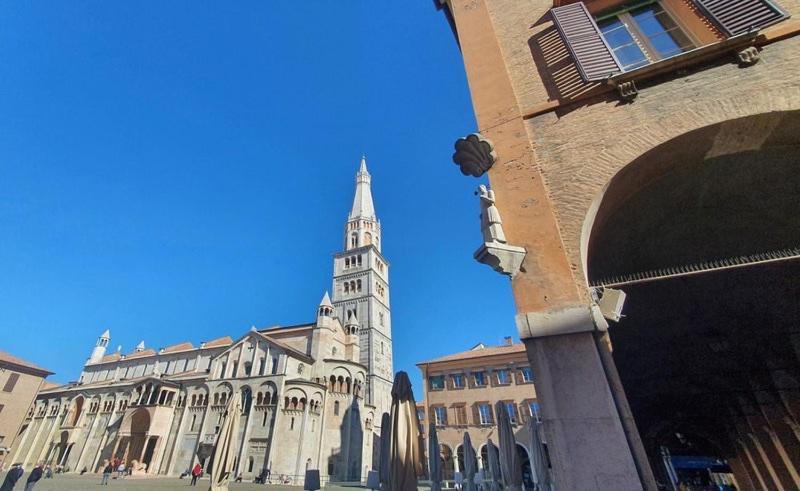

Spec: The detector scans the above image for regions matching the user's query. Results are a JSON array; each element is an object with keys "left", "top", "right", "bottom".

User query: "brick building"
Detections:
[
  {"left": 0, "top": 351, "right": 53, "bottom": 470},
  {"left": 435, "top": 0, "right": 800, "bottom": 488},
  {"left": 417, "top": 340, "right": 541, "bottom": 487}
]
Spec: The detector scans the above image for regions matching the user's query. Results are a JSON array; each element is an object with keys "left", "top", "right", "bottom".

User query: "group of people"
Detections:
[
  {"left": 0, "top": 463, "right": 50, "bottom": 491},
  {"left": 99, "top": 458, "right": 133, "bottom": 485}
]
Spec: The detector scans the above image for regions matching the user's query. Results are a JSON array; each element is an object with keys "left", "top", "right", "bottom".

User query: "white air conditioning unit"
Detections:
[{"left": 598, "top": 288, "right": 626, "bottom": 323}]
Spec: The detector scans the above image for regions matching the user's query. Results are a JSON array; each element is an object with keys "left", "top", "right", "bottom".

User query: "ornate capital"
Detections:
[{"left": 452, "top": 133, "right": 497, "bottom": 177}]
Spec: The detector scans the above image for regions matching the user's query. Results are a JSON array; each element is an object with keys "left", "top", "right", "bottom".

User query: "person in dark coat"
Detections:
[
  {"left": 101, "top": 461, "right": 113, "bottom": 486},
  {"left": 23, "top": 464, "right": 43, "bottom": 491},
  {"left": 0, "top": 463, "right": 24, "bottom": 491}
]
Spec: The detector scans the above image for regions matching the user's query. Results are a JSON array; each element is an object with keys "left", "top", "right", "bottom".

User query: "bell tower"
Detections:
[
  {"left": 87, "top": 329, "right": 110, "bottom": 364},
  {"left": 331, "top": 156, "right": 393, "bottom": 415}
]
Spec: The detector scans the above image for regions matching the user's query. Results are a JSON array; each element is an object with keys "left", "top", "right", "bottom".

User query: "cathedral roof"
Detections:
[
  {"left": 203, "top": 336, "right": 234, "bottom": 348},
  {"left": 161, "top": 342, "right": 195, "bottom": 354},
  {"left": 126, "top": 348, "right": 157, "bottom": 360}
]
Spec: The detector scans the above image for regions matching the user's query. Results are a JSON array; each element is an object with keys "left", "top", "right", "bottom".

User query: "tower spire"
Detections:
[{"left": 349, "top": 156, "right": 375, "bottom": 220}]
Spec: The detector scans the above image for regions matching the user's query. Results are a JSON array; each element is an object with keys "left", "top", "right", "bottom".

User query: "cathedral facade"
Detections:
[{"left": 8, "top": 159, "right": 393, "bottom": 484}]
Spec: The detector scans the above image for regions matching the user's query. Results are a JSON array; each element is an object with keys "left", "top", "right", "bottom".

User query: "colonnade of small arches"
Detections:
[
  {"left": 344, "top": 255, "right": 363, "bottom": 269},
  {"left": 131, "top": 382, "right": 176, "bottom": 407},
  {"left": 343, "top": 279, "right": 362, "bottom": 294},
  {"left": 326, "top": 375, "right": 363, "bottom": 397},
  {"left": 283, "top": 396, "right": 322, "bottom": 414}
]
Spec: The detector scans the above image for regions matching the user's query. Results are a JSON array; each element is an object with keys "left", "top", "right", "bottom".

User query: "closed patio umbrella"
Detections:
[
  {"left": 387, "top": 371, "right": 424, "bottom": 491},
  {"left": 208, "top": 391, "right": 241, "bottom": 491},
  {"left": 462, "top": 432, "right": 478, "bottom": 491},
  {"left": 428, "top": 422, "right": 442, "bottom": 491},
  {"left": 486, "top": 438, "right": 502, "bottom": 491},
  {"left": 496, "top": 402, "right": 523, "bottom": 491},
  {"left": 529, "top": 417, "right": 551, "bottom": 491},
  {"left": 378, "top": 412, "right": 391, "bottom": 489}
]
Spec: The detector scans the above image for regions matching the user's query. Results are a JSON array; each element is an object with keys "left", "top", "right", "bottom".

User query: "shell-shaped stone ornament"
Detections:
[{"left": 452, "top": 133, "right": 497, "bottom": 177}]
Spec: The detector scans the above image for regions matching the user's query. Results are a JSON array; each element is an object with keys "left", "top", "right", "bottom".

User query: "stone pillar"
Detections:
[{"left": 441, "top": 0, "right": 657, "bottom": 486}]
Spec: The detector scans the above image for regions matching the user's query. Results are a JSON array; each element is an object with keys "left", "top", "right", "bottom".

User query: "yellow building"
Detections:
[
  {"left": 0, "top": 351, "right": 53, "bottom": 470},
  {"left": 417, "top": 339, "right": 541, "bottom": 487}
]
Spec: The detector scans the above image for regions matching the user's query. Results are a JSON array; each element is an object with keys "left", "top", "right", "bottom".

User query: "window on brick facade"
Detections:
[
  {"left": 429, "top": 375, "right": 445, "bottom": 391},
  {"left": 529, "top": 401, "right": 541, "bottom": 422},
  {"left": 454, "top": 405, "right": 468, "bottom": 426},
  {"left": 451, "top": 374, "right": 465, "bottom": 389},
  {"left": 596, "top": 2, "right": 695, "bottom": 70},
  {"left": 551, "top": 0, "right": 788, "bottom": 82},
  {"left": 521, "top": 367, "right": 534, "bottom": 383},
  {"left": 473, "top": 371, "right": 486, "bottom": 387},
  {"left": 505, "top": 402, "right": 517, "bottom": 424},
  {"left": 3, "top": 373, "right": 19, "bottom": 393},
  {"left": 434, "top": 406, "right": 447, "bottom": 426},
  {"left": 496, "top": 369, "right": 511, "bottom": 385},
  {"left": 478, "top": 403, "right": 493, "bottom": 425}
]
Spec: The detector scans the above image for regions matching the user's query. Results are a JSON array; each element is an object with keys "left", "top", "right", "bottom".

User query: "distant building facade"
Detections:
[
  {"left": 0, "top": 352, "right": 53, "bottom": 470},
  {"left": 8, "top": 159, "right": 393, "bottom": 483},
  {"left": 417, "top": 339, "right": 542, "bottom": 487}
]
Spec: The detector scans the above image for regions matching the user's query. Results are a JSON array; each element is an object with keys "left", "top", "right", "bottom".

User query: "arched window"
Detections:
[
  {"left": 379, "top": 312, "right": 384, "bottom": 326},
  {"left": 272, "top": 357, "right": 279, "bottom": 375},
  {"left": 337, "top": 376, "right": 344, "bottom": 393},
  {"left": 256, "top": 392, "right": 263, "bottom": 405},
  {"left": 259, "top": 358, "right": 266, "bottom": 375},
  {"left": 299, "top": 398, "right": 306, "bottom": 411},
  {"left": 345, "top": 258, "right": 350, "bottom": 268},
  {"left": 334, "top": 401, "right": 340, "bottom": 416},
  {"left": 248, "top": 456, "right": 254, "bottom": 473},
  {"left": 345, "top": 377, "right": 352, "bottom": 393},
  {"left": 344, "top": 282, "right": 350, "bottom": 294},
  {"left": 357, "top": 279, "right": 362, "bottom": 292},
  {"left": 214, "top": 393, "right": 220, "bottom": 406},
  {"left": 329, "top": 375, "right": 336, "bottom": 391},
  {"left": 244, "top": 362, "right": 252, "bottom": 376},
  {"left": 271, "top": 392, "right": 279, "bottom": 405},
  {"left": 242, "top": 388, "right": 252, "bottom": 415},
  {"left": 357, "top": 255, "right": 362, "bottom": 265},
  {"left": 220, "top": 392, "right": 228, "bottom": 405},
  {"left": 350, "top": 234, "right": 357, "bottom": 248}
]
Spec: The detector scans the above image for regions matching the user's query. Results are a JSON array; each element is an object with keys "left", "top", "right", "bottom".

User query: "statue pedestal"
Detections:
[{"left": 474, "top": 241, "right": 526, "bottom": 277}]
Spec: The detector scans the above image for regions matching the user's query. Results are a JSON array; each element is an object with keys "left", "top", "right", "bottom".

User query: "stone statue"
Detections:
[
  {"left": 474, "top": 185, "right": 526, "bottom": 277},
  {"left": 478, "top": 185, "right": 507, "bottom": 244}
]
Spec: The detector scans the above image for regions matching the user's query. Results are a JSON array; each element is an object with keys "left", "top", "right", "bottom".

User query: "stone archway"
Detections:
[{"left": 584, "top": 110, "right": 800, "bottom": 490}]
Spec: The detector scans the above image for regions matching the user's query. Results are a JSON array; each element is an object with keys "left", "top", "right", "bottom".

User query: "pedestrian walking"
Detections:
[
  {"left": 23, "top": 464, "right": 43, "bottom": 491},
  {"left": 116, "top": 462, "right": 125, "bottom": 478},
  {"left": 190, "top": 463, "right": 202, "bottom": 486},
  {"left": 44, "top": 466, "right": 52, "bottom": 479},
  {"left": 0, "top": 463, "right": 24, "bottom": 491},
  {"left": 101, "top": 461, "right": 113, "bottom": 486}
]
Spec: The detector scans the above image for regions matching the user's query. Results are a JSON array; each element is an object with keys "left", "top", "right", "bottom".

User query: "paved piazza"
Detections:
[{"left": 0, "top": 473, "right": 379, "bottom": 491}]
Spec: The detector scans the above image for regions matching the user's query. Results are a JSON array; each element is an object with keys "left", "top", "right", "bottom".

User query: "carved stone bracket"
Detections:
[
  {"left": 474, "top": 241, "right": 527, "bottom": 277},
  {"left": 737, "top": 46, "right": 760, "bottom": 66},
  {"left": 617, "top": 80, "right": 638, "bottom": 101},
  {"left": 452, "top": 133, "right": 497, "bottom": 177}
]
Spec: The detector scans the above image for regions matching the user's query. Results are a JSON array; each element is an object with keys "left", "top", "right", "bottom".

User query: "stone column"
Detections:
[{"left": 518, "top": 306, "right": 652, "bottom": 490}]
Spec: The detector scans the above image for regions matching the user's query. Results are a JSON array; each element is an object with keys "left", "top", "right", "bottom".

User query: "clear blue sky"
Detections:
[{"left": 0, "top": 1, "right": 517, "bottom": 393}]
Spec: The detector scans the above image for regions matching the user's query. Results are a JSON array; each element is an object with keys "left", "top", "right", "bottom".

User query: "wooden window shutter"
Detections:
[
  {"left": 694, "top": 0, "right": 789, "bottom": 36},
  {"left": 551, "top": 2, "right": 622, "bottom": 81}
]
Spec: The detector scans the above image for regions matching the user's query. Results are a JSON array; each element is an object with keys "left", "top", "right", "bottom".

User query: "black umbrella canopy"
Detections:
[
  {"left": 495, "top": 401, "right": 523, "bottom": 491},
  {"left": 391, "top": 370, "right": 414, "bottom": 402}
]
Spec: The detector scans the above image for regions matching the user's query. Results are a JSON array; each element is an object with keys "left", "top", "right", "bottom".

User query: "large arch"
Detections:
[{"left": 584, "top": 110, "right": 800, "bottom": 489}]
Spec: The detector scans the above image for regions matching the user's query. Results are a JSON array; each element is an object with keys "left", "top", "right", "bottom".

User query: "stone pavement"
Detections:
[{"left": 0, "top": 473, "right": 374, "bottom": 491}]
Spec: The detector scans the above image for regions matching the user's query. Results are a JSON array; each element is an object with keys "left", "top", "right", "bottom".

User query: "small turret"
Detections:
[
  {"left": 317, "top": 292, "right": 335, "bottom": 330},
  {"left": 135, "top": 341, "right": 145, "bottom": 352},
  {"left": 344, "top": 313, "right": 361, "bottom": 362},
  {"left": 87, "top": 329, "right": 111, "bottom": 364}
]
